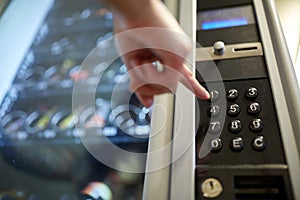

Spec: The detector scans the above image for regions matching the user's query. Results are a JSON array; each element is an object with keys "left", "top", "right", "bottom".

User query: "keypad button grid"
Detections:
[{"left": 196, "top": 79, "right": 286, "bottom": 165}]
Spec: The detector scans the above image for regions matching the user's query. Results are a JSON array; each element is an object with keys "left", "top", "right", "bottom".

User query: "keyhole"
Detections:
[
  {"left": 201, "top": 178, "right": 223, "bottom": 198},
  {"left": 210, "top": 181, "right": 214, "bottom": 190}
]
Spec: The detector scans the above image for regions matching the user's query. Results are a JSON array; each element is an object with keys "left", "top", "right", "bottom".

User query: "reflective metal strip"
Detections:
[{"left": 196, "top": 42, "right": 263, "bottom": 61}]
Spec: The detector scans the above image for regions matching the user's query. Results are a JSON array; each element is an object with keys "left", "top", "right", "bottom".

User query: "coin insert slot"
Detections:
[{"left": 233, "top": 46, "right": 258, "bottom": 52}]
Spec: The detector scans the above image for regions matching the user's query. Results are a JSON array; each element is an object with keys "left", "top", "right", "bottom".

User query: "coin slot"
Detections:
[{"left": 233, "top": 46, "right": 258, "bottom": 52}]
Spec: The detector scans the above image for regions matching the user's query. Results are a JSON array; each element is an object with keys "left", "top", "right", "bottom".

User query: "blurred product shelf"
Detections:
[{"left": 0, "top": 0, "right": 149, "bottom": 199}]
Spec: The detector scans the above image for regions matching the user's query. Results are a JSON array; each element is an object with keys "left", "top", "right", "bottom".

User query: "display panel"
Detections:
[{"left": 197, "top": 5, "right": 255, "bottom": 30}]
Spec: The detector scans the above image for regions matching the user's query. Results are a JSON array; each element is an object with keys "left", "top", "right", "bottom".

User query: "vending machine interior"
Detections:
[{"left": 0, "top": 0, "right": 150, "bottom": 199}]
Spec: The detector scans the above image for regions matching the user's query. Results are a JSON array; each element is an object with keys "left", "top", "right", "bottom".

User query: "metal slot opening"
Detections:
[
  {"left": 234, "top": 176, "right": 286, "bottom": 200},
  {"left": 233, "top": 46, "right": 258, "bottom": 52}
]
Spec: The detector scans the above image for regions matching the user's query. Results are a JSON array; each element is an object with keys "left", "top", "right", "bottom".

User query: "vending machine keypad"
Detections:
[{"left": 197, "top": 79, "right": 285, "bottom": 164}]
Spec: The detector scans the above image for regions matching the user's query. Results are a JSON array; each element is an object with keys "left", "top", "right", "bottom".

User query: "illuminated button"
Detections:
[
  {"left": 227, "top": 103, "right": 240, "bottom": 116},
  {"left": 230, "top": 137, "right": 244, "bottom": 152},
  {"left": 228, "top": 120, "right": 242, "bottom": 133},
  {"left": 208, "top": 121, "right": 221, "bottom": 134},
  {"left": 227, "top": 89, "right": 239, "bottom": 101},
  {"left": 249, "top": 118, "right": 264, "bottom": 132},
  {"left": 252, "top": 136, "right": 267, "bottom": 151},
  {"left": 210, "top": 138, "right": 223, "bottom": 153},
  {"left": 245, "top": 87, "right": 258, "bottom": 99},
  {"left": 207, "top": 105, "right": 220, "bottom": 117},
  {"left": 210, "top": 90, "right": 220, "bottom": 102},
  {"left": 247, "top": 102, "right": 261, "bottom": 115}
]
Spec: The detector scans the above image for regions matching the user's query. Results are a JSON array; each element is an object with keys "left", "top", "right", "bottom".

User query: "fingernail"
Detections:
[
  {"left": 204, "top": 90, "right": 210, "bottom": 99},
  {"left": 197, "top": 89, "right": 210, "bottom": 100},
  {"left": 145, "top": 98, "right": 154, "bottom": 108}
]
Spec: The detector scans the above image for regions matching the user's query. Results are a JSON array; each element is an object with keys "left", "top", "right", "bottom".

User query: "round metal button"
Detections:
[
  {"left": 230, "top": 137, "right": 245, "bottom": 152},
  {"left": 213, "top": 41, "right": 225, "bottom": 55},
  {"left": 207, "top": 105, "right": 221, "bottom": 117},
  {"left": 252, "top": 136, "right": 267, "bottom": 151},
  {"left": 245, "top": 87, "right": 258, "bottom": 99},
  {"left": 227, "top": 89, "right": 239, "bottom": 101},
  {"left": 208, "top": 121, "right": 221, "bottom": 134},
  {"left": 210, "top": 138, "right": 223, "bottom": 153},
  {"left": 249, "top": 118, "right": 264, "bottom": 132},
  {"left": 247, "top": 102, "right": 261, "bottom": 115},
  {"left": 210, "top": 90, "right": 220, "bottom": 102},
  {"left": 227, "top": 103, "right": 240, "bottom": 116},
  {"left": 229, "top": 120, "right": 242, "bottom": 133}
]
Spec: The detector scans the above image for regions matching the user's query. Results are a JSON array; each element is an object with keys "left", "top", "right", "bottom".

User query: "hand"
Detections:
[{"left": 108, "top": 0, "right": 210, "bottom": 107}]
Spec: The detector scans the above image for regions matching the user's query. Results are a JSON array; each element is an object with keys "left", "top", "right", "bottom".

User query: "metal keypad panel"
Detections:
[{"left": 196, "top": 79, "right": 286, "bottom": 165}]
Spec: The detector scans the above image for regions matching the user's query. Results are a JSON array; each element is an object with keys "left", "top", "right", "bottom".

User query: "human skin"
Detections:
[{"left": 102, "top": 0, "right": 210, "bottom": 107}]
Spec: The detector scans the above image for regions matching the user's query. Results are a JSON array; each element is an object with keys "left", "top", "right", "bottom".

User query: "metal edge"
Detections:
[
  {"left": 253, "top": 0, "right": 300, "bottom": 199},
  {"left": 170, "top": 0, "right": 196, "bottom": 199},
  {"left": 142, "top": 94, "right": 174, "bottom": 200},
  {"left": 262, "top": 0, "right": 300, "bottom": 154},
  {"left": 163, "top": 0, "right": 179, "bottom": 20},
  {"left": 142, "top": 1, "right": 179, "bottom": 199},
  {"left": 196, "top": 42, "right": 263, "bottom": 62},
  {"left": 0, "top": 0, "right": 54, "bottom": 103}
]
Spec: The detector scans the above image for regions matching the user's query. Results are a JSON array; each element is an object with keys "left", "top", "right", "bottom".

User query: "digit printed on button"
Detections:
[
  {"left": 247, "top": 102, "right": 261, "bottom": 115},
  {"left": 210, "top": 90, "right": 220, "bottom": 102},
  {"left": 207, "top": 105, "right": 220, "bottom": 117},
  {"left": 227, "top": 104, "right": 240, "bottom": 116},
  {"left": 208, "top": 121, "right": 221, "bottom": 134},
  {"left": 249, "top": 118, "right": 264, "bottom": 132},
  {"left": 245, "top": 87, "right": 258, "bottom": 99},
  {"left": 210, "top": 138, "right": 223, "bottom": 153},
  {"left": 228, "top": 120, "right": 242, "bottom": 133},
  {"left": 227, "top": 89, "right": 239, "bottom": 101}
]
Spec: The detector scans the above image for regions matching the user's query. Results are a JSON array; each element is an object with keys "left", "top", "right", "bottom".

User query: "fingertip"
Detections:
[
  {"left": 196, "top": 88, "right": 210, "bottom": 100},
  {"left": 203, "top": 90, "right": 211, "bottom": 100},
  {"left": 137, "top": 95, "right": 154, "bottom": 108},
  {"left": 144, "top": 98, "right": 154, "bottom": 108}
]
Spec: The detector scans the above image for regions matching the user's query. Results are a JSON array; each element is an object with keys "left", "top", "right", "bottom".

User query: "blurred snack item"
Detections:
[
  {"left": 0, "top": 111, "right": 28, "bottom": 140},
  {"left": 80, "top": 181, "right": 112, "bottom": 200}
]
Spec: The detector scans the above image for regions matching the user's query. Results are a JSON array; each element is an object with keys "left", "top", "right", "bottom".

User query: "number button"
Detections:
[
  {"left": 247, "top": 102, "right": 261, "bottom": 115},
  {"left": 210, "top": 90, "right": 220, "bottom": 102},
  {"left": 245, "top": 87, "right": 258, "bottom": 99},
  {"left": 227, "top": 104, "right": 240, "bottom": 116},
  {"left": 252, "top": 136, "right": 267, "bottom": 151},
  {"left": 208, "top": 121, "right": 221, "bottom": 134},
  {"left": 249, "top": 118, "right": 264, "bottom": 132},
  {"left": 230, "top": 137, "right": 245, "bottom": 152},
  {"left": 210, "top": 138, "right": 223, "bottom": 153},
  {"left": 229, "top": 120, "right": 242, "bottom": 133},
  {"left": 207, "top": 105, "right": 220, "bottom": 117},
  {"left": 227, "top": 89, "right": 239, "bottom": 101}
]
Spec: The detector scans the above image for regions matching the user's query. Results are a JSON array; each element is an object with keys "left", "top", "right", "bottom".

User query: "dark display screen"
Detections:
[{"left": 197, "top": 5, "right": 255, "bottom": 30}]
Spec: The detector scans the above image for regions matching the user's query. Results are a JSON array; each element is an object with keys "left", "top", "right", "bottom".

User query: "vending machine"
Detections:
[
  {"left": 144, "top": 0, "right": 300, "bottom": 199},
  {"left": 0, "top": 0, "right": 150, "bottom": 199}
]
